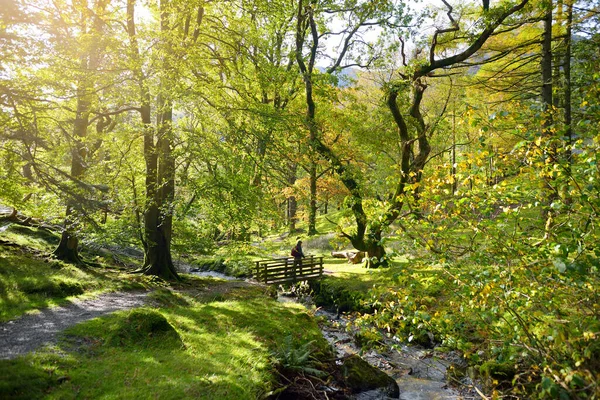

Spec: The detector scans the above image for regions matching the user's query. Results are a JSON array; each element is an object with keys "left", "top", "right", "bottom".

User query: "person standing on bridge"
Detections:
[{"left": 291, "top": 239, "right": 305, "bottom": 269}]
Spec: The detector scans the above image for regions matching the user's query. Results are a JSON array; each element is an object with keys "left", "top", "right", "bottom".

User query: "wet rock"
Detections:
[{"left": 341, "top": 355, "right": 399, "bottom": 398}]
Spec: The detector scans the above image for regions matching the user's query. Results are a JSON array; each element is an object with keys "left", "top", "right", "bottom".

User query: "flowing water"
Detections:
[
  {"left": 279, "top": 293, "right": 479, "bottom": 400},
  {"left": 316, "top": 309, "right": 470, "bottom": 400}
]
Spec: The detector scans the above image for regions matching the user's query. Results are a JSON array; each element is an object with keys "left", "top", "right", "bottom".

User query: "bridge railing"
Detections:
[{"left": 254, "top": 256, "right": 324, "bottom": 284}]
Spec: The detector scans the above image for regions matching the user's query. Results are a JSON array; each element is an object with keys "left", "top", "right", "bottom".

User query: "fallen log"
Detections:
[{"left": 0, "top": 207, "right": 62, "bottom": 232}]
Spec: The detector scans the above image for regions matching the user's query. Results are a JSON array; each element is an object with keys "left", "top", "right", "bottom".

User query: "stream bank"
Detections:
[{"left": 279, "top": 291, "right": 479, "bottom": 400}]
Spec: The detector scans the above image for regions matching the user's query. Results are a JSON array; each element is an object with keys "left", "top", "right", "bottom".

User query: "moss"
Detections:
[
  {"left": 148, "top": 288, "right": 190, "bottom": 307},
  {"left": 105, "top": 309, "right": 183, "bottom": 349},
  {"left": 6, "top": 225, "right": 60, "bottom": 245},
  {"left": 19, "top": 278, "right": 84, "bottom": 297},
  {"left": 193, "top": 257, "right": 227, "bottom": 273},
  {"left": 479, "top": 361, "right": 516, "bottom": 380},
  {"left": 0, "top": 358, "right": 54, "bottom": 399},
  {"left": 340, "top": 355, "right": 399, "bottom": 397}
]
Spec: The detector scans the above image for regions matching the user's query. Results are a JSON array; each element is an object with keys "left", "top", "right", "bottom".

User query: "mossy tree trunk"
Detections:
[
  {"left": 54, "top": 229, "right": 83, "bottom": 264},
  {"left": 129, "top": 0, "right": 180, "bottom": 280}
]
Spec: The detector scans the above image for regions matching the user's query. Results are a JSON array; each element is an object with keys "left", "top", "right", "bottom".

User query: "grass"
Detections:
[
  {"left": 0, "top": 224, "right": 169, "bottom": 323},
  {"left": 0, "top": 244, "right": 154, "bottom": 323},
  {"left": 0, "top": 285, "right": 327, "bottom": 400},
  {"left": 321, "top": 257, "right": 409, "bottom": 290},
  {"left": 1, "top": 225, "right": 60, "bottom": 252},
  {"left": 0, "top": 226, "right": 330, "bottom": 399}
]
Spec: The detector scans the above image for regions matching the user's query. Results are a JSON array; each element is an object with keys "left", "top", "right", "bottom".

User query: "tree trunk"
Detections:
[
  {"left": 364, "top": 242, "right": 387, "bottom": 268},
  {"left": 288, "top": 197, "right": 297, "bottom": 232},
  {"left": 141, "top": 2, "right": 178, "bottom": 280},
  {"left": 451, "top": 98, "right": 457, "bottom": 195},
  {"left": 142, "top": 221, "right": 178, "bottom": 280},
  {"left": 541, "top": 0, "right": 558, "bottom": 231},
  {"left": 541, "top": 3, "right": 553, "bottom": 112},
  {"left": 296, "top": 0, "right": 320, "bottom": 236},
  {"left": 53, "top": 1, "right": 108, "bottom": 264},
  {"left": 54, "top": 229, "right": 83, "bottom": 264},
  {"left": 251, "top": 135, "right": 268, "bottom": 187},
  {"left": 140, "top": 103, "right": 178, "bottom": 280},
  {"left": 286, "top": 162, "right": 298, "bottom": 233},
  {"left": 128, "top": 0, "right": 178, "bottom": 280},
  {"left": 564, "top": 0, "right": 573, "bottom": 170},
  {"left": 308, "top": 161, "right": 318, "bottom": 235},
  {"left": 53, "top": 87, "right": 88, "bottom": 263}
]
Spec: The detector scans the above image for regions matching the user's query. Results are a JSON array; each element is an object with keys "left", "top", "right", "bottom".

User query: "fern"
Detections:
[{"left": 272, "top": 335, "right": 327, "bottom": 377}]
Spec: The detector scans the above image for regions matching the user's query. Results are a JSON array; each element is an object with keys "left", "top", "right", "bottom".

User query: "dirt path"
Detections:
[
  {"left": 0, "top": 291, "right": 152, "bottom": 360},
  {"left": 0, "top": 277, "right": 255, "bottom": 360}
]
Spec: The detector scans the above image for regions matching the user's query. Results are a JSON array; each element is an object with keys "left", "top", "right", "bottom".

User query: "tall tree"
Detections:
[
  {"left": 313, "top": 0, "right": 531, "bottom": 266},
  {"left": 295, "top": 0, "right": 386, "bottom": 236},
  {"left": 52, "top": 0, "right": 110, "bottom": 264},
  {"left": 125, "top": 0, "right": 204, "bottom": 279}
]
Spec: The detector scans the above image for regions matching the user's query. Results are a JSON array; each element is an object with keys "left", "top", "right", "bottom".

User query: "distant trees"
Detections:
[{"left": 1, "top": 0, "right": 598, "bottom": 277}]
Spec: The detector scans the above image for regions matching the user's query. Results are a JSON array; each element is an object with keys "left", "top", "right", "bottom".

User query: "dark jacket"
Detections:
[{"left": 292, "top": 243, "right": 305, "bottom": 258}]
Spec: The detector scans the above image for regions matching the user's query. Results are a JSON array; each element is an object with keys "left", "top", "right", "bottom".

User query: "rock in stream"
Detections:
[{"left": 315, "top": 309, "right": 469, "bottom": 400}]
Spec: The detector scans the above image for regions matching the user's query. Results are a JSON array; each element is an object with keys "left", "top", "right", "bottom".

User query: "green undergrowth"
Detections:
[
  {"left": 190, "top": 256, "right": 253, "bottom": 278},
  {"left": 0, "top": 285, "right": 327, "bottom": 400},
  {"left": 1, "top": 225, "right": 60, "bottom": 252},
  {"left": 324, "top": 257, "right": 599, "bottom": 398},
  {"left": 310, "top": 258, "right": 405, "bottom": 313}
]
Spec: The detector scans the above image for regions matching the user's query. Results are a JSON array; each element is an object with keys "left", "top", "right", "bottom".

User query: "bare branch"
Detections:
[
  {"left": 430, "top": 0, "right": 460, "bottom": 65},
  {"left": 416, "top": 0, "right": 530, "bottom": 79}
]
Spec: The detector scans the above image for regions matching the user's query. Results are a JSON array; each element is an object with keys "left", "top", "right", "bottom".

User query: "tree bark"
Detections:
[
  {"left": 295, "top": 0, "right": 323, "bottom": 237},
  {"left": 308, "top": 161, "right": 318, "bottom": 235},
  {"left": 563, "top": 0, "right": 573, "bottom": 170},
  {"left": 541, "top": 0, "right": 558, "bottom": 232},
  {"left": 52, "top": 84, "right": 89, "bottom": 264},
  {"left": 287, "top": 162, "right": 298, "bottom": 233},
  {"left": 127, "top": 0, "right": 179, "bottom": 279}
]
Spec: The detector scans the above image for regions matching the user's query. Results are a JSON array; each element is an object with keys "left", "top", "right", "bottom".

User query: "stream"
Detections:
[
  {"left": 177, "top": 258, "right": 480, "bottom": 400},
  {"left": 280, "top": 294, "right": 479, "bottom": 400}
]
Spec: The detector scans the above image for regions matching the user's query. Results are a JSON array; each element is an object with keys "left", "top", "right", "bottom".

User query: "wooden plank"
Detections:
[
  {"left": 264, "top": 272, "right": 322, "bottom": 281},
  {"left": 260, "top": 265, "right": 323, "bottom": 274},
  {"left": 265, "top": 274, "right": 322, "bottom": 283},
  {"left": 261, "top": 272, "right": 322, "bottom": 281},
  {"left": 255, "top": 256, "right": 321, "bottom": 265},
  {"left": 253, "top": 256, "right": 324, "bottom": 284},
  {"left": 265, "top": 275, "right": 323, "bottom": 284},
  {"left": 257, "top": 263, "right": 321, "bottom": 274}
]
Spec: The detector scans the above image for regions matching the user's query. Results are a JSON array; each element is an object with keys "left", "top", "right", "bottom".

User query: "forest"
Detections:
[{"left": 1, "top": 0, "right": 599, "bottom": 398}]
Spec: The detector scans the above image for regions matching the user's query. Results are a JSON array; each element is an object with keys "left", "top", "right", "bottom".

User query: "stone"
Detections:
[{"left": 341, "top": 355, "right": 399, "bottom": 398}]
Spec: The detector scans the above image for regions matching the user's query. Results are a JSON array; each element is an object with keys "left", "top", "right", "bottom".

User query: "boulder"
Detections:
[{"left": 340, "top": 355, "right": 399, "bottom": 398}]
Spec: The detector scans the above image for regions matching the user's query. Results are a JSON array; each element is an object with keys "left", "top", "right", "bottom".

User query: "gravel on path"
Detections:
[{"left": 0, "top": 291, "right": 152, "bottom": 360}]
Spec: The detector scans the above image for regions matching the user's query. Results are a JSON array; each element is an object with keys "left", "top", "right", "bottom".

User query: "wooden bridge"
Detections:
[{"left": 254, "top": 256, "right": 324, "bottom": 284}]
